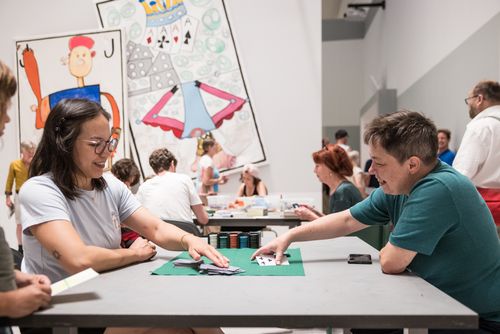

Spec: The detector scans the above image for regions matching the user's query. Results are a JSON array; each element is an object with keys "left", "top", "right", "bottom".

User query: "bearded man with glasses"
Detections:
[{"left": 454, "top": 80, "right": 500, "bottom": 237}]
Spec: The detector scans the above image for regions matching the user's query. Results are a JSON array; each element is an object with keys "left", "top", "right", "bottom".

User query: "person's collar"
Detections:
[{"left": 474, "top": 104, "right": 500, "bottom": 120}]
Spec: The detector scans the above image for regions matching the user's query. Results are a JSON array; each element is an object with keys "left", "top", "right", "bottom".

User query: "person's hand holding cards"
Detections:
[{"left": 251, "top": 234, "right": 292, "bottom": 265}]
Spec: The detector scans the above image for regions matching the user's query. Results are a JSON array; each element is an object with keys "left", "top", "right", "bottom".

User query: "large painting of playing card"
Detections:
[
  {"left": 15, "top": 29, "right": 128, "bottom": 167},
  {"left": 96, "top": 0, "right": 266, "bottom": 178}
]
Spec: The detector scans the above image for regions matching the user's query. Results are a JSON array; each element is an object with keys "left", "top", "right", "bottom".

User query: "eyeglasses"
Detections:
[
  {"left": 80, "top": 136, "right": 119, "bottom": 155},
  {"left": 464, "top": 95, "right": 479, "bottom": 105}
]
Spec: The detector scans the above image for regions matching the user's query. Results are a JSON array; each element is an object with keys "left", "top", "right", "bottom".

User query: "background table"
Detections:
[
  {"left": 198, "top": 216, "right": 302, "bottom": 229},
  {"left": 7, "top": 237, "right": 477, "bottom": 333}
]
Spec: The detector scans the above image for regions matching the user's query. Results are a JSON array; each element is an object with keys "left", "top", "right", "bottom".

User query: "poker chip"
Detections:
[
  {"left": 218, "top": 233, "right": 229, "bottom": 248},
  {"left": 208, "top": 233, "right": 218, "bottom": 248},
  {"left": 238, "top": 233, "right": 249, "bottom": 248},
  {"left": 208, "top": 232, "right": 259, "bottom": 249},
  {"left": 249, "top": 232, "right": 261, "bottom": 249},
  {"left": 229, "top": 233, "right": 239, "bottom": 248}
]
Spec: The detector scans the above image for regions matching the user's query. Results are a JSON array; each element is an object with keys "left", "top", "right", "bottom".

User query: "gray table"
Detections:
[
  {"left": 199, "top": 216, "right": 302, "bottom": 229},
  {"left": 7, "top": 237, "right": 477, "bottom": 333}
]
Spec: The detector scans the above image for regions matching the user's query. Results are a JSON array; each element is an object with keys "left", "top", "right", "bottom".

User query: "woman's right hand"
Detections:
[
  {"left": 129, "top": 237, "right": 157, "bottom": 261},
  {"left": 218, "top": 175, "right": 228, "bottom": 184}
]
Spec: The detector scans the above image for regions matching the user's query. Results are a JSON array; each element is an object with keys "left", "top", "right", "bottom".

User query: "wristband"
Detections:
[
  {"left": 5, "top": 191, "right": 12, "bottom": 196},
  {"left": 180, "top": 233, "right": 190, "bottom": 250}
]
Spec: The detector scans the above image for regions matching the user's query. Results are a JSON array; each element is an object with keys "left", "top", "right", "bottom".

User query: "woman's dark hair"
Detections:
[
  {"left": 0, "top": 60, "right": 17, "bottom": 115},
  {"left": 29, "top": 98, "right": 111, "bottom": 200},
  {"left": 201, "top": 138, "right": 215, "bottom": 154},
  {"left": 239, "top": 172, "right": 262, "bottom": 186}
]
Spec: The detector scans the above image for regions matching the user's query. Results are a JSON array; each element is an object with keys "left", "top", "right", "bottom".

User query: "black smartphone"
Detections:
[
  {"left": 348, "top": 254, "right": 372, "bottom": 264},
  {"left": 292, "top": 203, "right": 300, "bottom": 208}
]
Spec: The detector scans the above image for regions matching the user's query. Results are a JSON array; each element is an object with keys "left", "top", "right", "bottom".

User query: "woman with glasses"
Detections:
[{"left": 19, "top": 98, "right": 226, "bottom": 334}]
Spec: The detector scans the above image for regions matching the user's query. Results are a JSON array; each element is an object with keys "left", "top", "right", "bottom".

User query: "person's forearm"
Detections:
[
  {"left": 62, "top": 246, "right": 144, "bottom": 274},
  {"left": 144, "top": 222, "right": 187, "bottom": 251},
  {"left": 288, "top": 210, "right": 365, "bottom": 243}
]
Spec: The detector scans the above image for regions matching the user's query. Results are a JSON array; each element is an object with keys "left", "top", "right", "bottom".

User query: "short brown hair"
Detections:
[
  {"left": 437, "top": 129, "right": 451, "bottom": 140},
  {"left": 111, "top": 158, "right": 140, "bottom": 186},
  {"left": 312, "top": 144, "right": 353, "bottom": 177},
  {"left": 0, "top": 60, "right": 17, "bottom": 115},
  {"left": 472, "top": 80, "right": 500, "bottom": 104},
  {"left": 149, "top": 148, "right": 178, "bottom": 174},
  {"left": 364, "top": 110, "right": 438, "bottom": 165}
]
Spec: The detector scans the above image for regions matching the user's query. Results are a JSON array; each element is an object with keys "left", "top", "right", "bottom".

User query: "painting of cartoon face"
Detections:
[{"left": 69, "top": 46, "right": 93, "bottom": 79}]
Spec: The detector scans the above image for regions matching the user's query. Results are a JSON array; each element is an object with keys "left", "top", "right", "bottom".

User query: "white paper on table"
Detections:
[{"left": 51, "top": 268, "right": 99, "bottom": 296}]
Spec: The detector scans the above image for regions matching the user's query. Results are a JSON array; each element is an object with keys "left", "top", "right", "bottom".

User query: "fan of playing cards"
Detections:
[{"left": 172, "top": 259, "right": 245, "bottom": 275}]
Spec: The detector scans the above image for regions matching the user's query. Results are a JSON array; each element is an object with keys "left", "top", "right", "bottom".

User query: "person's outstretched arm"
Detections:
[
  {"left": 124, "top": 207, "right": 228, "bottom": 268},
  {"left": 252, "top": 209, "right": 367, "bottom": 264}
]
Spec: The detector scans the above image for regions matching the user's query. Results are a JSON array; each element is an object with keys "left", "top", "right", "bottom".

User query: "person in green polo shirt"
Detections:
[{"left": 254, "top": 110, "right": 500, "bottom": 334}]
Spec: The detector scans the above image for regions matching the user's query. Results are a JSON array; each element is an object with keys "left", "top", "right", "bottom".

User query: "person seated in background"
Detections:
[
  {"left": 347, "top": 150, "right": 368, "bottom": 198},
  {"left": 111, "top": 158, "right": 142, "bottom": 248},
  {"left": 294, "top": 144, "right": 363, "bottom": 221},
  {"left": 437, "top": 128, "right": 456, "bottom": 165},
  {"left": 136, "top": 148, "right": 209, "bottom": 229},
  {"left": 0, "top": 59, "right": 51, "bottom": 332},
  {"left": 254, "top": 110, "right": 500, "bottom": 334},
  {"left": 20, "top": 98, "right": 226, "bottom": 334},
  {"left": 236, "top": 164, "right": 268, "bottom": 197},
  {"left": 111, "top": 158, "right": 140, "bottom": 189}
]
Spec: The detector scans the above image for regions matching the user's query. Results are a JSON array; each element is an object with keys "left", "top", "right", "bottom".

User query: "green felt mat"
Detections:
[{"left": 152, "top": 248, "right": 305, "bottom": 276}]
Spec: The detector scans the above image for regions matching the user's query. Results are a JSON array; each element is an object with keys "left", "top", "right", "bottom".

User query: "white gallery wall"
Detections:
[
  {"left": 0, "top": 0, "right": 322, "bottom": 247},
  {"left": 324, "top": 0, "right": 500, "bottom": 160}
]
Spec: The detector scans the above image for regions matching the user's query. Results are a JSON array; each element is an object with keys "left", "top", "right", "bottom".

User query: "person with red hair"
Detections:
[{"left": 294, "top": 144, "right": 363, "bottom": 221}]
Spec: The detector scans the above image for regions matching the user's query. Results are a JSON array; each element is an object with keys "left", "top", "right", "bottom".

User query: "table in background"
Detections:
[
  {"left": 198, "top": 215, "right": 302, "bottom": 229},
  {"left": 7, "top": 237, "right": 477, "bottom": 334}
]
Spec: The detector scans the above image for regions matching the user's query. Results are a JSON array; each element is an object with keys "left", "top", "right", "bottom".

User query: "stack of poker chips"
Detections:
[
  {"left": 249, "top": 232, "right": 261, "bottom": 249},
  {"left": 207, "top": 231, "right": 260, "bottom": 249}
]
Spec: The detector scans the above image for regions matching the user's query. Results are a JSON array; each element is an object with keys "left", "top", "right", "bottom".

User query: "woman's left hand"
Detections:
[{"left": 184, "top": 235, "right": 229, "bottom": 268}]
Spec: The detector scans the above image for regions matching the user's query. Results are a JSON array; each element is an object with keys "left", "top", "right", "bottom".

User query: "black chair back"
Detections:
[{"left": 163, "top": 219, "right": 202, "bottom": 237}]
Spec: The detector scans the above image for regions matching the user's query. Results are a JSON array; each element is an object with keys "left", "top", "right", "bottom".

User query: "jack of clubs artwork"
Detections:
[{"left": 15, "top": 29, "right": 128, "bottom": 167}]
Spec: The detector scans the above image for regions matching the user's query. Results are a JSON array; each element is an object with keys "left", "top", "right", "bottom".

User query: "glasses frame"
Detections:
[
  {"left": 464, "top": 95, "right": 479, "bottom": 105},
  {"left": 80, "top": 135, "right": 119, "bottom": 155}
]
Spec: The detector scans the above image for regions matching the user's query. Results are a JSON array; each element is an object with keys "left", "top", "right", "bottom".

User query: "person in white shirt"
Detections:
[
  {"left": 137, "top": 148, "right": 209, "bottom": 227},
  {"left": 454, "top": 80, "right": 500, "bottom": 236}
]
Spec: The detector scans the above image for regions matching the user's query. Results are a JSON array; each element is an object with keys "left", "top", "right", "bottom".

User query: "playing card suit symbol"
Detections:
[
  {"left": 174, "top": 36, "right": 179, "bottom": 43},
  {"left": 147, "top": 36, "right": 152, "bottom": 44},
  {"left": 157, "top": 35, "right": 168, "bottom": 48}
]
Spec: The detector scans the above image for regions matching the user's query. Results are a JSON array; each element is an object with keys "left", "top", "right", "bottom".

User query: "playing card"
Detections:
[
  {"left": 198, "top": 263, "right": 245, "bottom": 275},
  {"left": 169, "top": 21, "right": 182, "bottom": 54},
  {"left": 180, "top": 15, "right": 199, "bottom": 52},
  {"left": 144, "top": 28, "right": 156, "bottom": 47},
  {"left": 256, "top": 254, "right": 289, "bottom": 266},
  {"left": 173, "top": 258, "right": 204, "bottom": 267},
  {"left": 156, "top": 26, "right": 172, "bottom": 53}
]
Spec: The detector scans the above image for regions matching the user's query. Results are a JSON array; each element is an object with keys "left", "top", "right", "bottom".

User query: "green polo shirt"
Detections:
[{"left": 350, "top": 161, "right": 500, "bottom": 322}]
